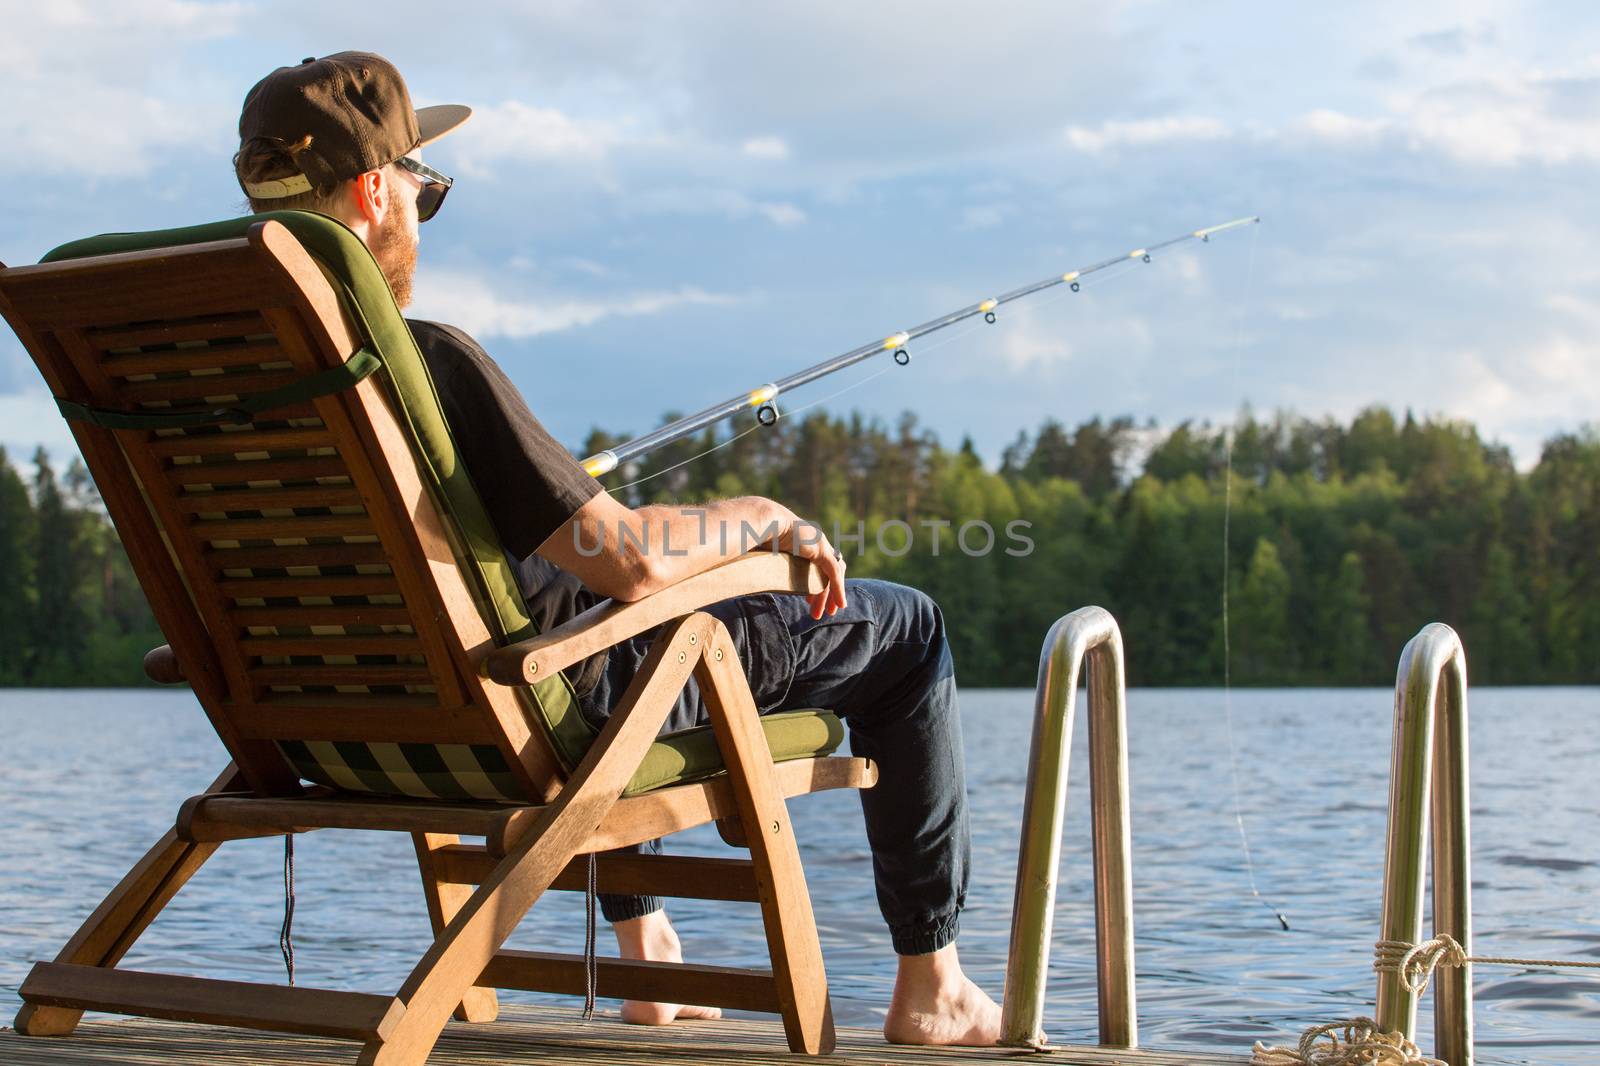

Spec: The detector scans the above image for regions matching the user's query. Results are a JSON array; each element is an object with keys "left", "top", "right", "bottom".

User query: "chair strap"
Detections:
[{"left": 55, "top": 349, "right": 382, "bottom": 431}]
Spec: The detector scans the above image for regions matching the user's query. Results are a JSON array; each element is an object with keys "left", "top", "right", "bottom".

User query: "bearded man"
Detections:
[{"left": 233, "top": 51, "right": 1000, "bottom": 1046}]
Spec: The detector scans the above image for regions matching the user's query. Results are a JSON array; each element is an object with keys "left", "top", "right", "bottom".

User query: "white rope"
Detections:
[
  {"left": 1253, "top": 935, "right": 1600, "bottom": 1064},
  {"left": 1374, "top": 934, "right": 1600, "bottom": 996},
  {"left": 1251, "top": 1017, "right": 1445, "bottom": 1066}
]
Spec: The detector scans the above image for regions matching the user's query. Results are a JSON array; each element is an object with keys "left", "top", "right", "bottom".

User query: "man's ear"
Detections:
[{"left": 350, "top": 169, "right": 388, "bottom": 227}]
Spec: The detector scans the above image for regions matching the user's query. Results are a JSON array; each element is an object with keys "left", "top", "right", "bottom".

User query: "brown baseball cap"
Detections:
[{"left": 237, "top": 51, "right": 469, "bottom": 199}]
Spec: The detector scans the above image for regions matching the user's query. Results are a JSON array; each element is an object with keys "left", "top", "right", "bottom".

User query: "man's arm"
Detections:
[{"left": 536, "top": 490, "right": 848, "bottom": 619}]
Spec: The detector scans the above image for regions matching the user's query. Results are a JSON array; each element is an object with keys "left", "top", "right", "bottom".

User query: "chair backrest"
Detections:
[{"left": 0, "top": 213, "right": 597, "bottom": 802}]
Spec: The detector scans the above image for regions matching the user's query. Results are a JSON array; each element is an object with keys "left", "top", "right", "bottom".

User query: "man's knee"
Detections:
[{"left": 868, "top": 580, "right": 947, "bottom": 652}]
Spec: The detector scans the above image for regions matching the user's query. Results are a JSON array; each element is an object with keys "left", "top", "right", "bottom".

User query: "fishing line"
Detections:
[{"left": 1215, "top": 225, "right": 1290, "bottom": 931}]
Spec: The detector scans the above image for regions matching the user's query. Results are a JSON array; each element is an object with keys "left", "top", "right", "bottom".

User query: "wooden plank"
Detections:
[
  {"left": 193, "top": 514, "right": 375, "bottom": 541},
  {"left": 180, "top": 791, "right": 525, "bottom": 842},
  {"left": 413, "top": 834, "right": 499, "bottom": 1023},
  {"left": 219, "top": 574, "right": 396, "bottom": 598},
  {"left": 247, "top": 663, "right": 433, "bottom": 687},
  {"left": 696, "top": 618, "right": 832, "bottom": 1054},
  {"left": 166, "top": 455, "right": 351, "bottom": 486},
  {"left": 229, "top": 704, "right": 497, "bottom": 745},
  {"left": 113, "top": 369, "right": 302, "bottom": 404},
  {"left": 487, "top": 552, "right": 822, "bottom": 685},
  {"left": 19, "top": 963, "right": 404, "bottom": 1042},
  {"left": 0, "top": 1004, "right": 1253, "bottom": 1065},
  {"left": 239, "top": 635, "right": 422, "bottom": 657},
  {"left": 0, "top": 240, "right": 293, "bottom": 329},
  {"left": 86, "top": 311, "right": 271, "bottom": 350},
  {"left": 433, "top": 847, "right": 761, "bottom": 902},
  {"left": 482, "top": 950, "right": 781, "bottom": 1014},
  {"left": 491, "top": 755, "right": 877, "bottom": 856},
  {"left": 148, "top": 427, "right": 334, "bottom": 457},
  {"left": 208, "top": 542, "right": 388, "bottom": 571},
  {"left": 104, "top": 341, "right": 290, "bottom": 376},
  {"left": 175, "top": 485, "right": 364, "bottom": 513},
  {"left": 233, "top": 604, "right": 414, "bottom": 627}
]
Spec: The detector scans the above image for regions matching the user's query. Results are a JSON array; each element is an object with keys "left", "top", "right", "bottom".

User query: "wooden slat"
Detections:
[
  {"left": 233, "top": 604, "right": 415, "bottom": 627},
  {"left": 193, "top": 514, "right": 375, "bottom": 541},
  {"left": 413, "top": 834, "right": 500, "bottom": 1023},
  {"left": 434, "top": 847, "right": 761, "bottom": 901},
  {"left": 180, "top": 791, "right": 524, "bottom": 841},
  {"left": 112, "top": 368, "right": 302, "bottom": 403},
  {"left": 0, "top": 240, "right": 291, "bottom": 329},
  {"left": 86, "top": 311, "right": 271, "bottom": 351},
  {"left": 18, "top": 963, "right": 404, "bottom": 1042},
  {"left": 482, "top": 950, "right": 781, "bottom": 1014},
  {"left": 0, "top": 1002, "right": 1254, "bottom": 1064},
  {"left": 148, "top": 427, "right": 333, "bottom": 457},
  {"left": 175, "top": 485, "right": 364, "bottom": 513},
  {"left": 488, "top": 551, "right": 823, "bottom": 684},
  {"left": 229, "top": 703, "right": 497, "bottom": 745},
  {"left": 219, "top": 574, "right": 398, "bottom": 599},
  {"left": 240, "top": 635, "right": 423, "bottom": 656},
  {"left": 248, "top": 663, "right": 433, "bottom": 687},
  {"left": 208, "top": 542, "right": 388, "bottom": 571},
  {"left": 166, "top": 456, "right": 350, "bottom": 486},
  {"left": 103, "top": 341, "right": 290, "bottom": 376},
  {"left": 493, "top": 755, "right": 878, "bottom": 856}
]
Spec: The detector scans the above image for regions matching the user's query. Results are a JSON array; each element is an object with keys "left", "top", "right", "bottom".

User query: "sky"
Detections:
[{"left": 4, "top": 0, "right": 1600, "bottom": 471}]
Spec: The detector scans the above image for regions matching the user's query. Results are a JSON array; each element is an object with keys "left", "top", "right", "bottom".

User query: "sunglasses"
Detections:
[{"left": 393, "top": 154, "right": 454, "bottom": 223}]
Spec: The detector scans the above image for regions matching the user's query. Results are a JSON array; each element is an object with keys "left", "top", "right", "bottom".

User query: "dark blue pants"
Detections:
[{"left": 577, "top": 578, "right": 971, "bottom": 955}]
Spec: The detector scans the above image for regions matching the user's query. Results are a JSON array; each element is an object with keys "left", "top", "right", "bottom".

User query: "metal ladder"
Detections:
[{"left": 999, "top": 606, "right": 1138, "bottom": 1049}]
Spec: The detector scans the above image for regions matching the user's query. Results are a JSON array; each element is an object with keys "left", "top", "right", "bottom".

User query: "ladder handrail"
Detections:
[
  {"left": 1376, "top": 622, "right": 1474, "bottom": 1065},
  {"left": 999, "top": 606, "right": 1137, "bottom": 1048}
]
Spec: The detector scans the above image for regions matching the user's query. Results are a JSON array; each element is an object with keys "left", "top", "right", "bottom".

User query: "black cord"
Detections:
[
  {"left": 279, "top": 834, "right": 296, "bottom": 985},
  {"left": 582, "top": 852, "right": 598, "bottom": 1019}
]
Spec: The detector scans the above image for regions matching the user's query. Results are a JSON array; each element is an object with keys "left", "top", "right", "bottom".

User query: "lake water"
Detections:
[{"left": 1, "top": 686, "right": 1595, "bottom": 1063}]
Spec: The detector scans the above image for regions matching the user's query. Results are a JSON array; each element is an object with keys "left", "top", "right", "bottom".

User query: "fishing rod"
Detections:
[{"left": 580, "top": 214, "right": 1261, "bottom": 477}]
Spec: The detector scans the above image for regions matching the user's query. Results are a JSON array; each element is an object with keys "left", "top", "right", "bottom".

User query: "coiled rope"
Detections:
[
  {"left": 1251, "top": 1017, "right": 1444, "bottom": 1066},
  {"left": 1251, "top": 934, "right": 1600, "bottom": 1064}
]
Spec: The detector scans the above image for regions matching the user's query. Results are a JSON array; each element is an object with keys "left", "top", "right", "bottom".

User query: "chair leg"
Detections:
[
  {"left": 696, "top": 620, "right": 836, "bottom": 1055},
  {"left": 14, "top": 835, "right": 219, "bottom": 1036},
  {"left": 359, "top": 615, "right": 714, "bottom": 1066},
  {"left": 412, "top": 833, "right": 498, "bottom": 1023},
  {"left": 14, "top": 765, "right": 240, "bottom": 1037}
]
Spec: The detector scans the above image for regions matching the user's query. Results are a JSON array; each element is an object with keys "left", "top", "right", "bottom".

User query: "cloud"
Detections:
[
  {"left": 624, "top": 187, "right": 807, "bottom": 227},
  {"left": 1064, "top": 116, "right": 1230, "bottom": 154},
  {"left": 409, "top": 270, "right": 740, "bottom": 339},
  {"left": 455, "top": 100, "right": 636, "bottom": 167},
  {"left": 741, "top": 135, "right": 790, "bottom": 161},
  {"left": 0, "top": 0, "right": 247, "bottom": 178},
  {"left": 1291, "top": 68, "right": 1600, "bottom": 168}
]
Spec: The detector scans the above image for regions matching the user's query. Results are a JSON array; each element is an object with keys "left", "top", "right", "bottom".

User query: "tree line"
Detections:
[
  {"left": 4, "top": 404, "right": 1596, "bottom": 687},
  {"left": 588, "top": 406, "right": 1598, "bottom": 687}
]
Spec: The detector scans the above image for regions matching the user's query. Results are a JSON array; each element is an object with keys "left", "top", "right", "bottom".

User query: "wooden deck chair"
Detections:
[{"left": 0, "top": 211, "right": 876, "bottom": 1064}]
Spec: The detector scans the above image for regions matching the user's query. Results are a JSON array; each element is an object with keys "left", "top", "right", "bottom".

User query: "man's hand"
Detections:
[{"left": 775, "top": 517, "right": 847, "bottom": 620}]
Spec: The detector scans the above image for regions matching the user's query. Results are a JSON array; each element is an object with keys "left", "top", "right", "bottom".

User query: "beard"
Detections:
[{"left": 372, "top": 205, "right": 419, "bottom": 309}]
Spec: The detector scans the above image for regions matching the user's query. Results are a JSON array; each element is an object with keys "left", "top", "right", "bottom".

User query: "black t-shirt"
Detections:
[{"left": 407, "top": 319, "right": 609, "bottom": 695}]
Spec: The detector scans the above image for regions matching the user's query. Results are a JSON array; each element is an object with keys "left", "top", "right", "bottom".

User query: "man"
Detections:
[{"left": 234, "top": 52, "right": 1000, "bottom": 1046}]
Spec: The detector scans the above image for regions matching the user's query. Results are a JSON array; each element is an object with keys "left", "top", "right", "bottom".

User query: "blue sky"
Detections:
[{"left": 4, "top": 1, "right": 1600, "bottom": 470}]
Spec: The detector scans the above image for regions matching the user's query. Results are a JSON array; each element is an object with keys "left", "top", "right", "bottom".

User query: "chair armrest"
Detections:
[
  {"left": 144, "top": 644, "right": 186, "bottom": 684},
  {"left": 484, "top": 551, "right": 824, "bottom": 686}
]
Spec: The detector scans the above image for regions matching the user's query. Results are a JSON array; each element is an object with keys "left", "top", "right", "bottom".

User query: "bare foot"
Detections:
[
  {"left": 883, "top": 943, "right": 1002, "bottom": 1046},
  {"left": 612, "top": 911, "right": 723, "bottom": 1025}
]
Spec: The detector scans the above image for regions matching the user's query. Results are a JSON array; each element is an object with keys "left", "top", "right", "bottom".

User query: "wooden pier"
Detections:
[{"left": 0, "top": 1003, "right": 1248, "bottom": 1065}]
